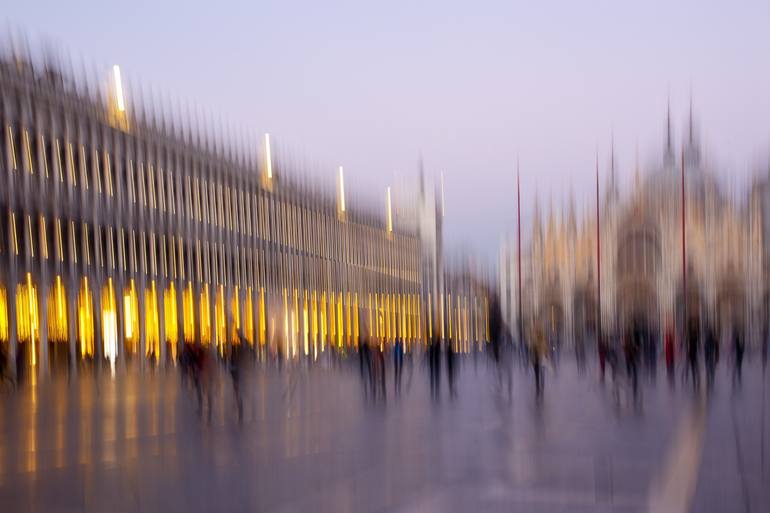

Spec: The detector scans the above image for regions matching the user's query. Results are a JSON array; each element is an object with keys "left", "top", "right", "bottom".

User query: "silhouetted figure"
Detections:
[
  {"left": 369, "top": 340, "right": 386, "bottom": 401},
  {"left": 686, "top": 317, "right": 700, "bottom": 388},
  {"left": 195, "top": 345, "right": 214, "bottom": 421},
  {"left": 531, "top": 322, "right": 546, "bottom": 395},
  {"left": 428, "top": 335, "right": 441, "bottom": 400},
  {"left": 446, "top": 341, "right": 456, "bottom": 399},
  {"left": 488, "top": 295, "right": 510, "bottom": 395},
  {"left": 624, "top": 326, "right": 640, "bottom": 398},
  {"left": 228, "top": 342, "right": 244, "bottom": 422},
  {"left": 604, "top": 332, "right": 621, "bottom": 387},
  {"left": 489, "top": 295, "right": 503, "bottom": 365},
  {"left": 643, "top": 327, "right": 657, "bottom": 379},
  {"left": 359, "top": 339, "right": 371, "bottom": 399},
  {"left": 704, "top": 325, "right": 718, "bottom": 390},
  {"left": 664, "top": 323, "right": 675, "bottom": 385},
  {"left": 575, "top": 335, "right": 586, "bottom": 375},
  {"left": 394, "top": 339, "right": 404, "bottom": 396},
  {"left": 0, "top": 343, "right": 13, "bottom": 389},
  {"left": 598, "top": 334, "right": 607, "bottom": 382},
  {"left": 732, "top": 327, "right": 745, "bottom": 387}
]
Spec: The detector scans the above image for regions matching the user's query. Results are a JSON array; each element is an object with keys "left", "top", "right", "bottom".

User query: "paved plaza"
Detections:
[{"left": 0, "top": 353, "right": 768, "bottom": 512}]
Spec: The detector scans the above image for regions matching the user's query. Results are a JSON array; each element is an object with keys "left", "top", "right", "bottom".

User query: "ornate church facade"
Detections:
[{"left": 499, "top": 108, "right": 767, "bottom": 346}]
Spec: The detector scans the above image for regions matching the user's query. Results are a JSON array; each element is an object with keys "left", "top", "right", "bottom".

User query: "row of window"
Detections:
[
  {"left": 1, "top": 210, "right": 420, "bottom": 286},
  {"left": 2, "top": 122, "right": 420, "bottom": 280}
]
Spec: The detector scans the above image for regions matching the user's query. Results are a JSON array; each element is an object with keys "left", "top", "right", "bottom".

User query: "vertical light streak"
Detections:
[
  {"left": 112, "top": 65, "right": 125, "bottom": 112},
  {"left": 264, "top": 133, "right": 273, "bottom": 179},
  {"left": 338, "top": 166, "right": 346, "bottom": 213}
]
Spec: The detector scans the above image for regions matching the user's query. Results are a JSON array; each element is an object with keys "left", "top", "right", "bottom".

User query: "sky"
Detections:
[{"left": 5, "top": 1, "right": 770, "bottom": 263}]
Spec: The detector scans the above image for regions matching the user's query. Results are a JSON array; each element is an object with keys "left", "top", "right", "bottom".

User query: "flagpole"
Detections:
[
  {"left": 596, "top": 153, "right": 601, "bottom": 348},
  {"left": 517, "top": 162, "right": 523, "bottom": 345},
  {"left": 682, "top": 147, "right": 687, "bottom": 324}
]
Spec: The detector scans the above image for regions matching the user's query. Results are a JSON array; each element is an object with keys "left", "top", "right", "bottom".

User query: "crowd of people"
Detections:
[{"left": 2, "top": 295, "right": 768, "bottom": 421}]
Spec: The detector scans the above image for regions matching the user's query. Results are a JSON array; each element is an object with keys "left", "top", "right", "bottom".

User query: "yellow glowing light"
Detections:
[
  {"left": 283, "top": 288, "right": 289, "bottom": 359},
  {"left": 258, "top": 287, "right": 266, "bottom": 346},
  {"left": 200, "top": 284, "right": 211, "bottom": 345},
  {"left": 55, "top": 139, "right": 63, "bottom": 182},
  {"left": 47, "top": 275, "right": 68, "bottom": 343},
  {"left": 337, "top": 292, "right": 343, "bottom": 349},
  {"left": 165, "top": 283, "right": 179, "bottom": 358},
  {"left": 303, "top": 291, "right": 309, "bottom": 357},
  {"left": 146, "top": 281, "right": 160, "bottom": 361},
  {"left": 16, "top": 273, "right": 39, "bottom": 366},
  {"left": 328, "top": 292, "right": 335, "bottom": 349},
  {"left": 23, "top": 130, "right": 33, "bottom": 174},
  {"left": 294, "top": 288, "right": 300, "bottom": 340},
  {"left": 183, "top": 282, "right": 195, "bottom": 344},
  {"left": 123, "top": 280, "right": 139, "bottom": 354},
  {"left": 311, "top": 290, "right": 318, "bottom": 345},
  {"left": 320, "top": 292, "right": 327, "bottom": 352},
  {"left": 11, "top": 212, "right": 18, "bottom": 256},
  {"left": 40, "top": 135, "right": 48, "bottom": 178},
  {"left": 0, "top": 286, "right": 8, "bottom": 343},
  {"left": 384, "top": 294, "right": 391, "bottom": 343},
  {"left": 244, "top": 287, "right": 254, "bottom": 346},
  {"left": 346, "top": 291, "right": 351, "bottom": 347},
  {"left": 353, "top": 293, "right": 359, "bottom": 348},
  {"left": 386, "top": 186, "right": 392, "bottom": 232},
  {"left": 6, "top": 125, "right": 17, "bottom": 170},
  {"left": 113, "top": 65, "right": 126, "bottom": 112},
  {"left": 374, "top": 294, "right": 380, "bottom": 340},
  {"left": 312, "top": 291, "right": 318, "bottom": 359},
  {"left": 102, "top": 279, "right": 118, "bottom": 369},
  {"left": 215, "top": 285, "right": 226, "bottom": 355},
  {"left": 77, "top": 277, "right": 94, "bottom": 359}
]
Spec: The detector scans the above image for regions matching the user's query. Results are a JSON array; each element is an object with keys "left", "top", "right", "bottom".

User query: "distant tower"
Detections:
[{"left": 684, "top": 95, "right": 701, "bottom": 167}]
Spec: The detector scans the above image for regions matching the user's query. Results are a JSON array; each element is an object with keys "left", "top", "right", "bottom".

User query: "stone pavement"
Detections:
[{"left": 0, "top": 354, "right": 767, "bottom": 512}]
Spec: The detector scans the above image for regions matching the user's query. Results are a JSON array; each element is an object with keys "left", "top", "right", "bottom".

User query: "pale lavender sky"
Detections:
[{"left": 6, "top": 1, "right": 770, "bottom": 261}]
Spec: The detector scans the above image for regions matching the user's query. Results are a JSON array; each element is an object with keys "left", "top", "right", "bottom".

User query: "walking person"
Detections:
[
  {"left": 192, "top": 344, "right": 214, "bottom": 421},
  {"left": 624, "top": 325, "right": 640, "bottom": 398},
  {"left": 704, "top": 324, "right": 718, "bottom": 390},
  {"left": 686, "top": 317, "right": 700, "bottom": 388},
  {"left": 394, "top": 338, "right": 404, "bottom": 396},
  {"left": 359, "top": 336, "right": 371, "bottom": 400},
  {"left": 575, "top": 334, "right": 586, "bottom": 375},
  {"left": 732, "top": 326, "right": 745, "bottom": 387},
  {"left": 598, "top": 332, "right": 608, "bottom": 382},
  {"left": 228, "top": 341, "right": 244, "bottom": 423},
  {"left": 530, "top": 321, "right": 547, "bottom": 395},
  {"left": 446, "top": 339, "right": 456, "bottom": 399},
  {"left": 428, "top": 334, "right": 441, "bottom": 400},
  {"left": 488, "top": 293, "right": 509, "bottom": 395},
  {"left": 664, "top": 321, "right": 675, "bottom": 385},
  {"left": 0, "top": 342, "right": 14, "bottom": 390}
]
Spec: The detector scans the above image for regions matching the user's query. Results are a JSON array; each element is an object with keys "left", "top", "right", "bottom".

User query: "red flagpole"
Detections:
[
  {"left": 596, "top": 154, "right": 601, "bottom": 347},
  {"left": 517, "top": 163, "right": 523, "bottom": 344},
  {"left": 681, "top": 148, "right": 686, "bottom": 320}
]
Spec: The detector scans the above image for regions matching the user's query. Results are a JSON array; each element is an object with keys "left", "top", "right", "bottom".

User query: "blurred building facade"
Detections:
[
  {"left": 500, "top": 107, "right": 766, "bottom": 346},
  {"left": 0, "top": 50, "right": 490, "bottom": 379}
]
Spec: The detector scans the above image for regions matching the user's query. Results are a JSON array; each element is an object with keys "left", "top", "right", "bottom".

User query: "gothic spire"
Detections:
[
  {"left": 688, "top": 90, "right": 693, "bottom": 146},
  {"left": 664, "top": 96, "right": 675, "bottom": 167}
]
